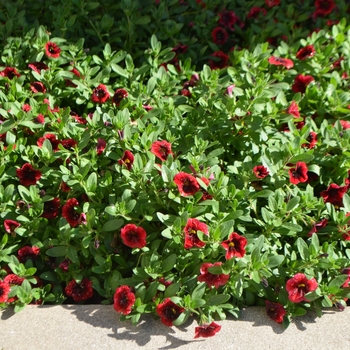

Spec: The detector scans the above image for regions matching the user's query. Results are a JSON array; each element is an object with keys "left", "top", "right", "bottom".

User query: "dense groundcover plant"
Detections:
[{"left": 1, "top": 0, "right": 350, "bottom": 340}]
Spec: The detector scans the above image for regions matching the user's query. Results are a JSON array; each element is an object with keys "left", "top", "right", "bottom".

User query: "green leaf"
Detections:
[
  {"left": 267, "top": 255, "right": 285, "bottom": 268},
  {"left": 296, "top": 237, "right": 310, "bottom": 260},
  {"left": 101, "top": 219, "right": 124, "bottom": 232},
  {"left": 286, "top": 197, "right": 300, "bottom": 211},
  {"left": 172, "top": 309, "right": 190, "bottom": 326},
  {"left": 164, "top": 283, "right": 181, "bottom": 298},
  {"left": 67, "top": 246, "right": 79, "bottom": 264},
  {"left": 191, "top": 282, "right": 206, "bottom": 300},
  {"left": 289, "top": 154, "right": 314, "bottom": 163},
  {"left": 86, "top": 172, "right": 97, "bottom": 192},
  {"left": 144, "top": 282, "right": 158, "bottom": 302},
  {"left": 207, "top": 294, "right": 231, "bottom": 306},
  {"left": 46, "top": 246, "right": 68, "bottom": 257},
  {"left": 191, "top": 298, "right": 206, "bottom": 308},
  {"left": 162, "top": 254, "right": 177, "bottom": 272},
  {"left": 111, "top": 64, "right": 129, "bottom": 78}
]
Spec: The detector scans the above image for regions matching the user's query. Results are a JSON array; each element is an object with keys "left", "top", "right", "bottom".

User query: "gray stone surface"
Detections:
[{"left": 1, "top": 305, "right": 349, "bottom": 350}]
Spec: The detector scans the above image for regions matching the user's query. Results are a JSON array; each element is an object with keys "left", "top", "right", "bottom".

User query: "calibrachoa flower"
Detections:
[
  {"left": 4, "top": 274, "right": 25, "bottom": 286},
  {"left": 209, "top": 51, "right": 229, "bottom": 70},
  {"left": 41, "top": 198, "right": 61, "bottom": 219},
  {"left": 28, "top": 62, "right": 49, "bottom": 73},
  {"left": 0, "top": 281, "right": 10, "bottom": 303},
  {"left": 194, "top": 322, "right": 221, "bottom": 338},
  {"left": 296, "top": 45, "right": 316, "bottom": 60},
  {"left": 120, "top": 224, "right": 147, "bottom": 248},
  {"left": 308, "top": 218, "right": 328, "bottom": 237},
  {"left": 265, "top": 0, "right": 280, "bottom": 7},
  {"left": 287, "top": 100, "right": 300, "bottom": 118},
  {"left": 289, "top": 162, "right": 308, "bottom": 185},
  {"left": 226, "top": 84, "right": 235, "bottom": 97},
  {"left": 339, "top": 120, "right": 350, "bottom": 130},
  {"left": 34, "top": 114, "right": 45, "bottom": 124},
  {"left": 151, "top": 140, "right": 173, "bottom": 161},
  {"left": 0, "top": 67, "right": 20, "bottom": 79},
  {"left": 253, "top": 165, "right": 269, "bottom": 179},
  {"left": 218, "top": 10, "right": 243, "bottom": 31},
  {"left": 31, "top": 82, "right": 47, "bottom": 94},
  {"left": 45, "top": 42, "right": 61, "bottom": 58},
  {"left": 37, "top": 133, "right": 61, "bottom": 151},
  {"left": 112, "top": 88, "right": 128, "bottom": 106},
  {"left": 286, "top": 273, "right": 318, "bottom": 303},
  {"left": 16, "top": 163, "right": 42, "bottom": 186},
  {"left": 302, "top": 131, "right": 318, "bottom": 149},
  {"left": 118, "top": 150, "right": 134, "bottom": 170},
  {"left": 184, "top": 218, "right": 208, "bottom": 249},
  {"left": 292, "top": 74, "right": 315, "bottom": 93},
  {"left": 65, "top": 278, "right": 94, "bottom": 302},
  {"left": 211, "top": 27, "right": 228, "bottom": 45},
  {"left": 221, "top": 232, "right": 247, "bottom": 259},
  {"left": 247, "top": 7, "right": 267, "bottom": 19},
  {"left": 268, "top": 56, "right": 294, "bottom": 69},
  {"left": 62, "top": 198, "right": 83, "bottom": 227},
  {"left": 113, "top": 285, "right": 136, "bottom": 315},
  {"left": 156, "top": 298, "right": 185, "bottom": 326},
  {"left": 320, "top": 184, "right": 348, "bottom": 208},
  {"left": 313, "top": 0, "right": 336, "bottom": 18},
  {"left": 61, "top": 138, "right": 78, "bottom": 150},
  {"left": 197, "top": 262, "right": 230, "bottom": 289},
  {"left": 174, "top": 172, "right": 200, "bottom": 196},
  {"left": 91, "top": 84, "right": 110, "bottom": 103},
  {"left": 265, "top": 301, "right": 286, "bottom": 324},
  {"left": 4, "top": 220, "right": 20, "bottom": 234},
  {"left": 96, "top": 138, "right": 107, "bottom": 155},
  {"left": 17, "top": 246, "right": 40, "bottom": 263}
]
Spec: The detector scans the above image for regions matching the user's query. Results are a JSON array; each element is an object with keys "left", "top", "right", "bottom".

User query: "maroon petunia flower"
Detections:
[
  {"left": 41, "top": 198, "right": 61, "bottom": 219},
  {"left": 265, "top": 301, "right": 286, "bottom": 324},
  {"left": 59, "top": 258, "right": 71, "bottom": 272},
  {"left": 4, "top": 274, "right": 25, "bottom": 286},
  {"left": 62, "top": 198, "right": 83, "bottom": 227},
  {"left": 61, "top": 138, "right": 78, "bottom": 150},
  {"left": 172, "top": 43, "right": 188, "bottom": 54},
  {"left": 0, "top": 281, "right": 10, "bottom": 303},
  {"left": 118, "top": 150, "right": 134, "bottom": 170},
  {"left": 296, "top": 45, "right": 316, "bottom": 60},
  {"left": 45, "top": 42, "right": 61, "bottom": 58},
  {"left": 96, "top": 138, "right": 107, "bottom": 155},
  {"left": 218, "top": 10, "right": 243, "bottom": 31},
  {"left": 34, "top": 114, "right": 45, "bottom": 124},
  {"left": 91, "top": 84, "right": 110, "bottom": 103},
  {"left": 199, "top": 177, "right": 213, "bottom": 201},
  {"left": 194, "top": 322, "right": 221, "bottom": 338},
  {"left": 209, "top": 51, "right": 229, "bottom": 70},
  {"left": 313, "top": 0, "right": 336, "bottom": 18},
  {"left": 151, "top": 140, "right": 173, "bottom": 161},
  {"left": 184, "top": 218, "right": 208, "bottom": 249},
  {"left": 247, "top": 6, "right": 267, "bottom": 19},
  {"left": 28, "top": 62, "right": 49, "bottom": 73},
  {"left": 16, "top": 163, "right": 42, "bottom": 186},
  {"left": 0, "top": 67, "right": 21, "bottom": 79},
  {"left": 268, "top": 56, "right": 294, "bottom": 69},
  {"left": 37, "top": 133, "right": 61, "bottom": 152},
  {"left": 120, "top": 223, "right": 147, "bottom": 249},
  {"left": 197, "top": 262, "right": 230, "bottom": 289},
  {"left": 4, "top": 220, "right": 21, "bottom": 234},
  {"left": 30, "top": 82, "right": 46, "bottom": 94},
  {"left": 320, "top": 184, "right": 348, "bottom": 208},
  {"left": 292, "top": 74, "right": 315, "bottom": 93},
  {"left": 221, "top": 232, "right": 247, "bottom": 259},
  {"left": 339, "top": 120, "right": 350, "bottom": 130},
  {"left": 112, "top": 88, "right": 128, "bottom": 106},
  {"left": 113, "top": 285, "right": 136, "bottom": 315},
  {"left": 174, "top": 172, "right": 200, "bottom": 196},
  {"left": 289, "top": 162, "right": 308, "bottom": 185},
  {"left": 308, "top": 218, "right": 328, "bottom": 237},
  {"left": 253, "top": 165, "right": 269, "bottom": 179},
  {"left": 70, "top": 111, "right": 86, "bottom": 124},
  {"left": 17, "top": 246, "right": 40, "bottom": 263},
  {"left": 286, "top": 273, "right": 318, "bottom": 303},
  {"left": 22, "top": 104, "right": 32, "bottom": 112},
  {"left": 302, "top": 131, "right": 318, "bottom": 149},
  {"left": 287, "top": 100, "right": 300, "bottom": 118},
  {"left": 65, "top": 278, "right": 93, "bottom": 302},
  {"left": 265, "top": 0, "right": 280, "bottom": 7},
  {"left": 156, "top": 298, "right": 185, "bottom": 326},
  {"left": 211, "top": 27, "right": 228, "bottom": 45}
]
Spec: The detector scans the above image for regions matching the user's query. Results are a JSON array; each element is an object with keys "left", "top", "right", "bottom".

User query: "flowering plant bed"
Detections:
[{"left": 1, "top": 0, "right": 350, "bottom": 339}]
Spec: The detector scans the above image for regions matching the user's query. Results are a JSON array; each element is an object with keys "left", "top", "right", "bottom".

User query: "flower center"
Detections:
[
  {"left": 229, "top": 242, "right": 235, "bottom": 247},
  {"left": 189, "top": 229, "right": 197, "bottom": 235}
]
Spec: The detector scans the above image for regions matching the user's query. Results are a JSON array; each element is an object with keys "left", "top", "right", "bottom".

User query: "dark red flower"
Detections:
[
  {"left": 60, "top": 181, "right": 71, "bottom": 192},
  {"left": 265, "top": 301, "right": 286, "bottom": 324},
  {"left": 180, "top": 88, "right": 191, "bottom": 97},
  {"left": 65, "top": 278, "right": 93, "bottom": 302},
  {"left": 289, "top": 162, "right": 308, "bottom": 185},
  {"left": 0, "top": 67, "right": 20, "bottom": 79},
  {"left": 4, "top": 274, "right": 25, "bottom": 286},
  {"left": 340, "top": 120, "right": 350, "bottom": 130},
  {"left": 172, "top": 43, "right": 188, "bottom": 54},
  {"left": 265, "top": 0, "right": 280, "bottom": 7},
  {"left": 96, "top": 138, "right": 107, "bottom": 155},
  {"left": 37, "top": 133, "right": 61, "bottom": 151},
  {"left": 156, "top": 298, "right": 185, "bottom": 326},
  {"left": 17, "top": 246, "right": 40, "bottom": 263},
  {"left": 22, "top": 104, "right": 32, "bottom": 112},
  {"left": 221, "top": 232, "right": 247, "bottom": 259},
  {"left": 286, "top": 273, "right": 318, "bottom": 303},
  {"left": 112, "top": 88, "right": 128, "bottom": 106},
  {"left": 296, "top": 45, "right": 316, "bottom": 60},
  {"left": 247, "top": 7, "right": 267, "bottom": 19},
  {"left": 91, "top": 84, "right": 110, "bottom": 103},
  {"left": 70, "top": 111, "right": 86, "bottom": 124},
  {"left": 308, "top": 218, "right": 328, "bottom": 237},
  {"left": 62, "top": 198, "right": 83, "bottom": 227},
  {"left": 268, "top": 56, "right": 294, "bottom": 69},
  {"left": 209, "top": 51, "right": 229, "bottom": 70},
  {"left": 43, "top": 98, "right": 60, "bottom": 113},
  {"left": 218, "top": 10, "right": 243, "bottom": 31},
  {"left": 197, "top": 262, "right": 230, "bottom": 289},
  {"left": 41, "top": 198, "right": 60, "bottom": 219},
  {"left": 313, "top": 0, "right": 336, "bottom": 18},
  {"left": 151, "top": 140, "right": 173, "bottom": 161},
  {"left": 194, "top": 322, "right": 221, "bottom": 338},
  {"left": 302, "top": 131, "right": 318, "bottom": 149},
  {"left": 120, "top": 224, "right": 147, "bottom": 249},
  {"left": 113, "top": 285, "right": 136, "bottom": 315},
  {"left": 292, "top": 74, "right": 315, "bottom": 93},
  {"left": 30, "top": 82, "right": 46, "bottom": 94},
  {"left": 199, "top": 177, "right": 213, "bottom": 201},
  {"left": 174, "top": 172, "right": 200, "bottom": 196},
  {"left": 118, "top": 150, "right": 134, "bottom": 170},
  {"left": 61, "top": 138, "right": 78, "bottom": 150},
  {"left": 4, "top": 220, "right": 20, "bottom": 234},
  {"left": 59, "top": 259, "right": 71, "bottom": 272},
  {"left": 0, "top": 281, "right": 10, "bottom": 303},
  {"left": 211, "top": 27, "right": 228, "bottom": 45},
  {"left": 345, "top": 170, "right": 350, "bottom": 188},
  {"left": 287, "top": 100, "right": 300, "bottom": 118},
  {"left": 45, "top": 42, "right": 61, "bottom": 58},
  {"left": 34, "top": 114, "right": 45, "bottom": 124},
  {"left": 184, "top": 218, "right": 208, "bottom": 249},
  {"left": 320, "top": 184, "right": 348, "bottom": 208},
  {"left": 16, "top": 163, "right": 42, "bottom": 186},
  {"left": 28, "top": 62, "right": 49, "bottom": 73},
  {"left": 253, "top": 165, "right": 269, "bottom": 179}
]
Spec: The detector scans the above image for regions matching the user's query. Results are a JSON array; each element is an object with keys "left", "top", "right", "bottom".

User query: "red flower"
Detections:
[
  {"left": 151, "top": 140, "right": 173, "bottom": 161},
  {"left": 174, "top": 172, "right": 200, "bottom": 196},
  {"left": 59, "top": 259, "right": 71, "bottom": 272},
  {"left": 112, "top": 88, "right": 128, "bottom": 106},
  {"left": 218, "top": 10, "right": 243, "bottom": 31},
  {"left": 4, "top": 274, "right": 25, "bottom": 286},
  {"left": 156, "top": 298, "right": 185, "bottom": 326},
  {"left": 209, "top": 51, "right": 229, "bottom": 70},
  {"left": 113, "top": 285, "right": 136, "bottom": 315},
  {"left": 287, "top": 100, "right": 300, "bottom": 118},
  {"left": 253, "top": 165, "right": 269, "bottom": 179},
  {"left": 4, "top": 220, "right": 20, "bottom": 234},
  {"left": 194, "top": 322, "right": 221, "bottom": 338},
  {"left": 37, "top": 133, "right": 61, "bottom": 152},
  {"left": 65, "top": 278, "right": 93, "bottom": 302},
  {"left": 45, "top": 42, "right": 61, "bottom": 58},
  {"left": 22, "top": 104, "right": 32, "bottom": 112},
  {"left": 41, "top": 198, "right": 61, "bottom": 219},
  {"left": 268, "top": 56, "right": 294, "bottom": 69},
  {"left": 302, "top": 131, "right": 318, "bottom": 149},
  {"left": 313, "top": 0, "right": 336, "bottom": 18},
  {"left": 308, "top": 218, "right": 328, "bottom": 237},
  {"left": 184, "top": 218, "right": 208, "bottom": 249},
  {"left": 265, "top": 301, "right": 286, "bottom": 324},
  {"left": 247, "top": 7, "right": 267, "bottom": 19},
  {"left": 265, "top": 0, "right": 280, "bottom": 7},
  {"left": 172, "top": 43, "right": 188, "bottom": 54},
  {"left": 91, "top": 84, "right": 110, "bottom": 103},
  {"left": 62, "top": 198, "right": 83, "bottom": 227},
  {"left": 320, "top": 184, "right": 348, "bottom": 208},
  {"left": 96, "top": 138, "right": 107, "bottom": 155},
  {"left": 221, "top": 232, "right": 247, "bottom": 259},
  {"left": 16, "top": 163, "right": 42, "bottom": 186},
  {"left": 289, "top": 162, "right": 308, "bottom": 185},
  {"left": 28, "top": 62, "right": 49, "bottom": 73},
  {"left": 0, "top": 67, "right": 20, "bottom": 79},
  {"left": 30, "top": 82, "right": 46, "bottom": 94},
  {"left": 292, "top": 74, "right": 315, "bottom": 93},
  {"left": 70, "top": 111, "right": 86, "bottom": 124},
  {"left": 211, "top": 27, "right": 228, "bottom": 45},
  {"left": 296, "top": 45, "right": 316, "bottom": 60},
  {"left": 120, "top": 224, "right": 147, "bottom": 249},
  {"left": 286, "top": 273, "right": 318, "bottom": 303},
  {"left": 61, "top": 138, "right": 78, "bottom": 150},
  {"left": 0, "top": 281, "right": 10, "bottom": 303},
  {"left": 118, "top": 150, "right": 134, "bottom": 170},
  {"left": 197, "top": 262, "right": 230, "bottom": 289},
  {"left": 17, "top": 246, "right": 40, "bottom": 263},
  {"left": 34, "top": 114, "right": 45, "bottom": 124},
  {"left": 340, "top": 120, "right": 350, "bottom": 130}
]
